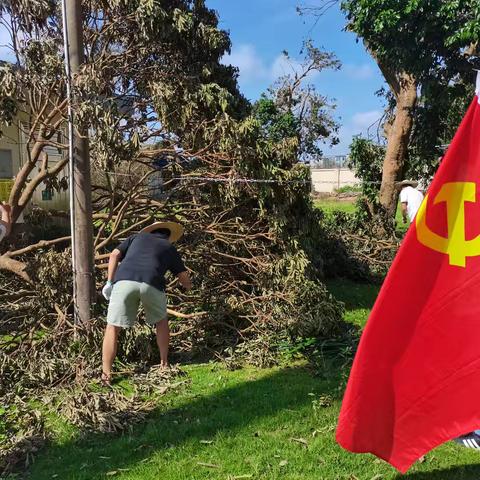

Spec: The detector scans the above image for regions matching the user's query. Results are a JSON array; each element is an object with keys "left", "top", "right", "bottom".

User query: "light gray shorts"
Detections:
[{"left": 106, "top": 280, "right": 167, "bottom": 328}]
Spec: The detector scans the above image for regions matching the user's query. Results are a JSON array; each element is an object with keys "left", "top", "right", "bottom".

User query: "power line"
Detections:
[
  {"left": 172, "top": 176, "right": 311, "bottom": 184},
  {"left": 104, "top": 171, "right": 386, "bottom": 185}
]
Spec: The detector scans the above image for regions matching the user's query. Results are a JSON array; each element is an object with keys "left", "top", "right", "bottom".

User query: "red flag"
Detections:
[{"left": 336, "top": 82, "right": 480, "bottom": 473}]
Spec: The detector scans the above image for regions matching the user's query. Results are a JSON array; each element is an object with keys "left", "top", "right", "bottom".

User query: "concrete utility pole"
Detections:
[{"left": 62, "top": 0, "right": 95, "bottom": 325}]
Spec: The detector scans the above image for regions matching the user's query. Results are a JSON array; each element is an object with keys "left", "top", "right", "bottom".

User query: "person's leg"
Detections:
[
  {"left": 155, "top": 319, "right": 170, "bottom": 368},
  {"left": 141, "top": 283, "right": 169, "bottom": 367},
  {"left": 103, "top": 281, "right": 141, "bottom": 382},
  {"left": 102, "top": 324, "right": 121, "bottom": 379}
]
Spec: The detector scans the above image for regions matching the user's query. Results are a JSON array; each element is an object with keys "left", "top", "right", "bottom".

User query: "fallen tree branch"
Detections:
[{"left": 7, "top": 237, "right": 71, "bottom": 258}]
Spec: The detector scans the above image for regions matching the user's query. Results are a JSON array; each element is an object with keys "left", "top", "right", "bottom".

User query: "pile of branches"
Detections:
[
  {"left": 0, "top": 143, "right": 348, "bottom": 474},
  {"left": 317, "top": 199, "right": 400, "bottom": 281},
  {"left": 0, "top": 264, "right": 187, "bottom": 475}
]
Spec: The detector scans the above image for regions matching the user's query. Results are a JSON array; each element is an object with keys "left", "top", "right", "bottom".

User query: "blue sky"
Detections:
[
  {"left": 0, "top": 2, "right": 387, "bottom": 155},
  {"left": 208, "top": 0, "right": 387, "bottom": 155}
]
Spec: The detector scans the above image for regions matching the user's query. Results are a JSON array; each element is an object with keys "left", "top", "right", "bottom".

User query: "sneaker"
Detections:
[{"left": 454, "top": 431, "right": 480, "bottom": 449}]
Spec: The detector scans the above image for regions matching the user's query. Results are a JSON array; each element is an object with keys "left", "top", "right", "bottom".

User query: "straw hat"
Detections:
[
  {"left": 140, "top": 221, "right": 184, "bottom": 243},
  {"left": 395, "top": 180, "right": 418, "bottom": 189}
]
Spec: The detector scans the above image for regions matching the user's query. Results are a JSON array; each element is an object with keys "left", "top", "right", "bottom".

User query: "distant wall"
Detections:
[{"left": 311, "top": 168, "right": 360, "bottom": 194}]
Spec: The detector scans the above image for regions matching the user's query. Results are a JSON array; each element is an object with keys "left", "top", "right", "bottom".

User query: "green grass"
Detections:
[
  {"left": 314, "top": 198, "right": 357, "bottom": 214},
  {"left": 328, "top": 278, "right": 380, "bottom": 327},
  {"left": 23, "top": 263, "right": 480, "bottom": 479},
  {"left": 29, "top": 363, "right": 344, "bottom": 480},
  {"left": 314, "top": 197, "right": 411, "bottom": 236},
  {"left": 27, "top": 358, "right": 480, "bottom": 480}
]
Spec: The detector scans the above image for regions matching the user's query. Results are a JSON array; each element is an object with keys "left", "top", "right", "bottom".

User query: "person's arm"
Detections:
[
  {"left": 170, "top": 247, "right": 191, "bottom": 291},
  {"left": 107, "top": 248, "right": 122, "bottom": 282},
  {"left": 177, "top": 271, "right": 192, "bottom": 291},
  {"left": 102, "top": 247, "right": 125, "bottom": 300},
  {"left": 399, "top": 189, "right": 409, "bottom": 224}
]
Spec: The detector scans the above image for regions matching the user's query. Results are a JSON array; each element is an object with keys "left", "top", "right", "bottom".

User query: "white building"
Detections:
[{"left": 310, "top": 155, "right": 361, "bottom": 194}]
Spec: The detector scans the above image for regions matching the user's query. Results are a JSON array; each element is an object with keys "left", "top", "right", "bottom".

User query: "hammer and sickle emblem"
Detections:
[{"left": 416, "top": 182, "right": 480, "bottom": 267}]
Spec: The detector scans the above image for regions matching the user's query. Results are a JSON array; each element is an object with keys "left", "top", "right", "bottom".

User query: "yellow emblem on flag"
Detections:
[{"left": 416, "top": 182, "right": 480, "bottom": 267}]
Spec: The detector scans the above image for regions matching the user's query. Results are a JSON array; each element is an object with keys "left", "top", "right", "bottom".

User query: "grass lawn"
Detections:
[
  {"left": 28, "top": 361, "right": 480, "bottom": 480},
  {"left": 313, "top": 197, "right": 410, "bottom": 236},
  {"left": 21, "top": 207, "right": 480, "bottom": 479},
  {"left": 26, "top": 279, "right": 480, "bottom": 480},
  {"left": 327, "top": 278, "right": 380, "bottom": 327},
  {"left": 314, "top": 198, "right": 357, "bottom": 214}
]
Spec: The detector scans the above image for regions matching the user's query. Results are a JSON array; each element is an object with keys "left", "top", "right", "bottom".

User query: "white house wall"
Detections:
[{"left": 311, "top": 168, "right": 360, "bottom": 194}]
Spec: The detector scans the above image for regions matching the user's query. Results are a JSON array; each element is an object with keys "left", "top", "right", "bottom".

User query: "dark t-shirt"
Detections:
[{"left": 114, "top": 233, "right": 186, "bottom": 291}]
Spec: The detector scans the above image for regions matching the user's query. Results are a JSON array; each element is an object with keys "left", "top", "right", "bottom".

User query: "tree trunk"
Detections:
[{"left": 378, "top": 71, "right": 418, "bottom": 217}]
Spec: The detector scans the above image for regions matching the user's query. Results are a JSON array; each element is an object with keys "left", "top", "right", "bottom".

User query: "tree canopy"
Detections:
[
  {"left": 342, "top": 0, "right": 479, "bottom": 79},
  {"left": 0, "top": 0, "right": 345, "bottom": 396},
  {"left": 341, "top": 0, "right": 479, "bottom": 217}
]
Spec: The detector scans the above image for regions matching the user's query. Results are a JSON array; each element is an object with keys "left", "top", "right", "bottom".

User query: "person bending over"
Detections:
[{"left": 101, "top": 221, "right": 192, "bottom": 385}]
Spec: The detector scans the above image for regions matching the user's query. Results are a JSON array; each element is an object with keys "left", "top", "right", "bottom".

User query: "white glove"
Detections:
[{"left": 102, "top": 281, "right": 113, "bottom": 300}]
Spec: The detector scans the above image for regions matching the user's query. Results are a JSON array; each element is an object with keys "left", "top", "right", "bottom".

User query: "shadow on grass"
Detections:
[
  {"left": 29, "top": 365, "right": 340, "bottom": 479},
  {"left": 401, "top": 464, "right": 480, "bottom": 480},
  {"left": 327, "top": 278, "right": 380, "bottom": 311}
]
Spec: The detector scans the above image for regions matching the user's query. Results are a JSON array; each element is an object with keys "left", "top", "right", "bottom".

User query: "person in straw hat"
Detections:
[
  {"left": 395, "top": 180, "right": 424, "bottom": 224},
  {"left": 101, "top": 221, "right": 191, "bottom": 385}
]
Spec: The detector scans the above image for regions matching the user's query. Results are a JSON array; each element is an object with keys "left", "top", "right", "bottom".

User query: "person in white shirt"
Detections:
[
  {"left": 396, "top": 180, "right": 424, "bottom": 224},
  {"left": 0, "top": 203, "right": 11, "bottom": 242}
]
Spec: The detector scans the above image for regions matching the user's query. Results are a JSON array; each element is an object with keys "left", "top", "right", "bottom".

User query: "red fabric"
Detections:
[{"left": 336, "top": 95, "right": 480, "bottom": 473}]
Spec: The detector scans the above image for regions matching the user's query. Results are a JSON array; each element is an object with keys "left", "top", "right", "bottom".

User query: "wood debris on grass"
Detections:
[
  {"left": 0, "top": 351, "right": 187, "bottom": 476},
  {"left": 290, "top": 437, "right": 308, "bottom": 447},
  {"left": 197, "top": 462, "right": 220, "bottom": 468}
]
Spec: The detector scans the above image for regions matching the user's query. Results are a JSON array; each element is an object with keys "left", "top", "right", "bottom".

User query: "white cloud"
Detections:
[
  {"left": 352, "top": 110, "right": 382, "bottom": 131},
  {"left": 223, "top": 44, "right": 318, "bottom": 86},
  {"left": 324, "top": 110, "right": 384, "bottom": 155},
  {"left": 271, "top": 54, "right": 300, "bottom": 79},
  {"left": 223, "top": 44, "right": 268, "bottom": 84},
  {"left": 344, "top": 63, "right": 375, "bottom": 80}
]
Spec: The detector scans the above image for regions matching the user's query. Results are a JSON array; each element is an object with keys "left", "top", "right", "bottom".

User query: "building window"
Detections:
[
  {"left": 0, "top": 149, "right": 13, "bottom": 179},
  {"left": 42, "top": 188, "right": 54, "bottom": 201}
]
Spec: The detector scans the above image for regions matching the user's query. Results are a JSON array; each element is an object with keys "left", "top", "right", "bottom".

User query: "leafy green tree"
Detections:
[
  {"left": 253, "top": 96, "right": 299, "bottom": 144},
  {"left": 348, "top": 136, "right": 384, "bottom": 205},
  {"left": 302, "top": 1, "right": 479, "bottom": 217},
  {"left": 407, "top": 81, "right": 475, "bottom": 182},
  {"left": 253, "top": 43, "right": 340, "bottom": 163},
  {"left": 343, "top": 0, "right": 479, "bottom": 216},
  {"left": 0, "top": 0, "right": 245, "bottom": 278},
  {"left": 0, "top": 1, "right": 344, "bottom": 353}
]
